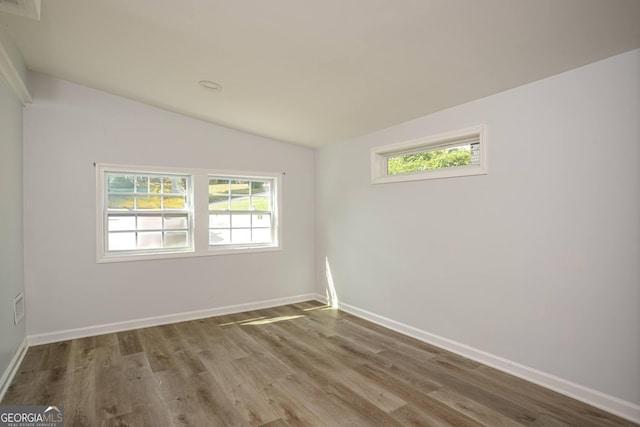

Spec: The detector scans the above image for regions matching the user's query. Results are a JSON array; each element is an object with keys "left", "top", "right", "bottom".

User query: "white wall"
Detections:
[
  {"left": 0, "top": 52, "right": 26, "bottom": 382},
  {"left": 315, "top": 49, "right": 640, "bottom": 407},
  {"left": 23, "top": 72, "right": 315, "bottom": 337}
]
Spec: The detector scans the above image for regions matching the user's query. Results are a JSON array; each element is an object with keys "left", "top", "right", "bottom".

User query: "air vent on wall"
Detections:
[{"left": 0, "top": 0, "right": 40, "bottom": 20}]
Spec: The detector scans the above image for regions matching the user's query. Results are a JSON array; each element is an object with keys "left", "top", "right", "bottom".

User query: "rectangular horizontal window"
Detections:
[
  {"left": 386, "top": 139, "right": 479, "bottom": 175},
  {"left": 371, "top": 125, "right": 487, "bottom": 184},
  {"left": 96, "top": 164, "right": 281, "bottom": 262}
]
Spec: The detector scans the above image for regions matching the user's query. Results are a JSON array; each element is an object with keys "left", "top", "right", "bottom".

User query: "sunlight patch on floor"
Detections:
[
  {"left": 302, "top": 305, "right": 331, "bottom": 312},
  {"left": 239, "top": 315, "right": 306, "bottom": 325},
  {"left": 218, "top": 316, "right": 268, "bottom": 326}
]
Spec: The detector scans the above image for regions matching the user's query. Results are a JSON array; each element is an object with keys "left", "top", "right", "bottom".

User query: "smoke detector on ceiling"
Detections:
[{"left": 0, "top": 0, "right": 40, "bottom": 20}]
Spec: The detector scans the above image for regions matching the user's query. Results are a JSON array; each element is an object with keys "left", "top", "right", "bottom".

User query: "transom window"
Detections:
[
  {"left": 96, "top": 164, "right": 281, "bottom": 262},
  {"left": 371, "top": 125, "right": 487, "bottom": 184}
]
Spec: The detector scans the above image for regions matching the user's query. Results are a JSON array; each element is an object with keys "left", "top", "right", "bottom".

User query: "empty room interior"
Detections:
[{"left": 1, "top": 0, "right": 639, "bottom": 426}]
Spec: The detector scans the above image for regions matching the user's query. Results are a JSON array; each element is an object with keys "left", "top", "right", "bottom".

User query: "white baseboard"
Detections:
[
  {"left": 0, "top": 336, "right": 28, "bottom": 402},
  {"left": 28, "top": 293, "right": 315, "bottom": 346},
  {"left": 315, "top": 294, "right": 640, "bottom": 424}
]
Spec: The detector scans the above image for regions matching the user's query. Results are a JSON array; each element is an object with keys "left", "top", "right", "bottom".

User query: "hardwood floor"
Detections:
[{"left": 2, "top": 301, "right": 636, "bottom": 426}]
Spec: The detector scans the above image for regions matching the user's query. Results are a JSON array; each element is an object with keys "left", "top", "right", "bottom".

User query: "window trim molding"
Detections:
[
  {"left": 206, "top": 171, "right": 282, "bottom": 254},
  {"left": 95, "top": 163, "right": 282, "bottom": 263},
  {"left": 370, "top": 124, "right": 488, "bottom": 184}
]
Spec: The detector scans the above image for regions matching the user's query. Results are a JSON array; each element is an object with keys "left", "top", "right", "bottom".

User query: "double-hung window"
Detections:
[
  {"left": 97, "top": 164, "right": 281, "bottom": 262},
  {"left": 208, "top": 177, "right": 276, "bottom": 247},
  {"left": 102, "top": 169, "right": 192, "bottom": 256}
]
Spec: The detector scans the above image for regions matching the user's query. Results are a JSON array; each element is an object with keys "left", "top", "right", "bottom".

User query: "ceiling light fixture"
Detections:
[{"left": 199, "top": 80, "right": 222, "bottom": 92}]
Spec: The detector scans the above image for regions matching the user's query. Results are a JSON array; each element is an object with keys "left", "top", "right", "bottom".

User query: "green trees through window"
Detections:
[{"left": 387, "top": 145, "right": 471, "bottom": 175}]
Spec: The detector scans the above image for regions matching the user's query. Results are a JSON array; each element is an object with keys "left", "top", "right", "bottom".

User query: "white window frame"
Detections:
[
  {"left": 207, "top": 173, "right": 281, "bottom": 253},
  {"left": 371, "top": 125, "right": 488, "bottom": 184},
  {"left": 96, "top": 164, "right": 282, "bottom": 263}
]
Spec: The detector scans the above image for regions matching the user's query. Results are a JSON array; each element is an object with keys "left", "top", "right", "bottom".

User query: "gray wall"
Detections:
[
  {"left": 315, "top": 49, "right": 640, "bottom": 405},
  {"left": 23, "top": 72, "right": 315, "bottom": 338},
  {"left": 0, "top": 65, "right": 26, "bottom": 383}
]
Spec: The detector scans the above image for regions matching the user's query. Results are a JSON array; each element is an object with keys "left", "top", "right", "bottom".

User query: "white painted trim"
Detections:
[
  {"left": 315, "top": 294, "right": 640, "bottom": 424},
  {"left": 29, "top": 293, "right": 315, "bottom": 346},
  {"left": 0, "top": 40, "right": 32, "bottom": 105},
  {"left": 0, "top": 337, "right": 28, "bottom": 402},
  {"left": 95, "top": 163, "right": 283, "bottom": 263}
]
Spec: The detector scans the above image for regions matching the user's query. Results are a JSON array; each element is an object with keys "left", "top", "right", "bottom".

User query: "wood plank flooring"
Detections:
[{"left": 2, "top": 301, "right": 636, "bottom": 426}]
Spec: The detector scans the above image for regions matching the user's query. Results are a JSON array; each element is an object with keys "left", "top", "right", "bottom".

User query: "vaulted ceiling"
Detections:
[{"left": 1, "top": 0, "right": 639, "bottom": 147}]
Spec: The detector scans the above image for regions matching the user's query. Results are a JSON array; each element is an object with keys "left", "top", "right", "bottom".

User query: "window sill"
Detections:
[
  {"left": 372, "top": 164, "right": 487, "bottom": 184},
  {"left": 97, "top": 245, "right": 281, "bottom": 263}
]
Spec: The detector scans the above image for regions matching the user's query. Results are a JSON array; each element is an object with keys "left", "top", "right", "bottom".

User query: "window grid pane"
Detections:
[
  {"left": 106, "top": 213, "right": 190, "bottom": 251},
  {"left": 105, "top": 171, "right": 191, "bottom": 253},
  {"left": 208, "top": 176, "right": 274, "bottom": 246}
]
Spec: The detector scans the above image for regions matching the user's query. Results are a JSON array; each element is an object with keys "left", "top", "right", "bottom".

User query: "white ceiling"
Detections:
[{"left": 1, "top": 0, "right": 639, "bottom": 147}]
